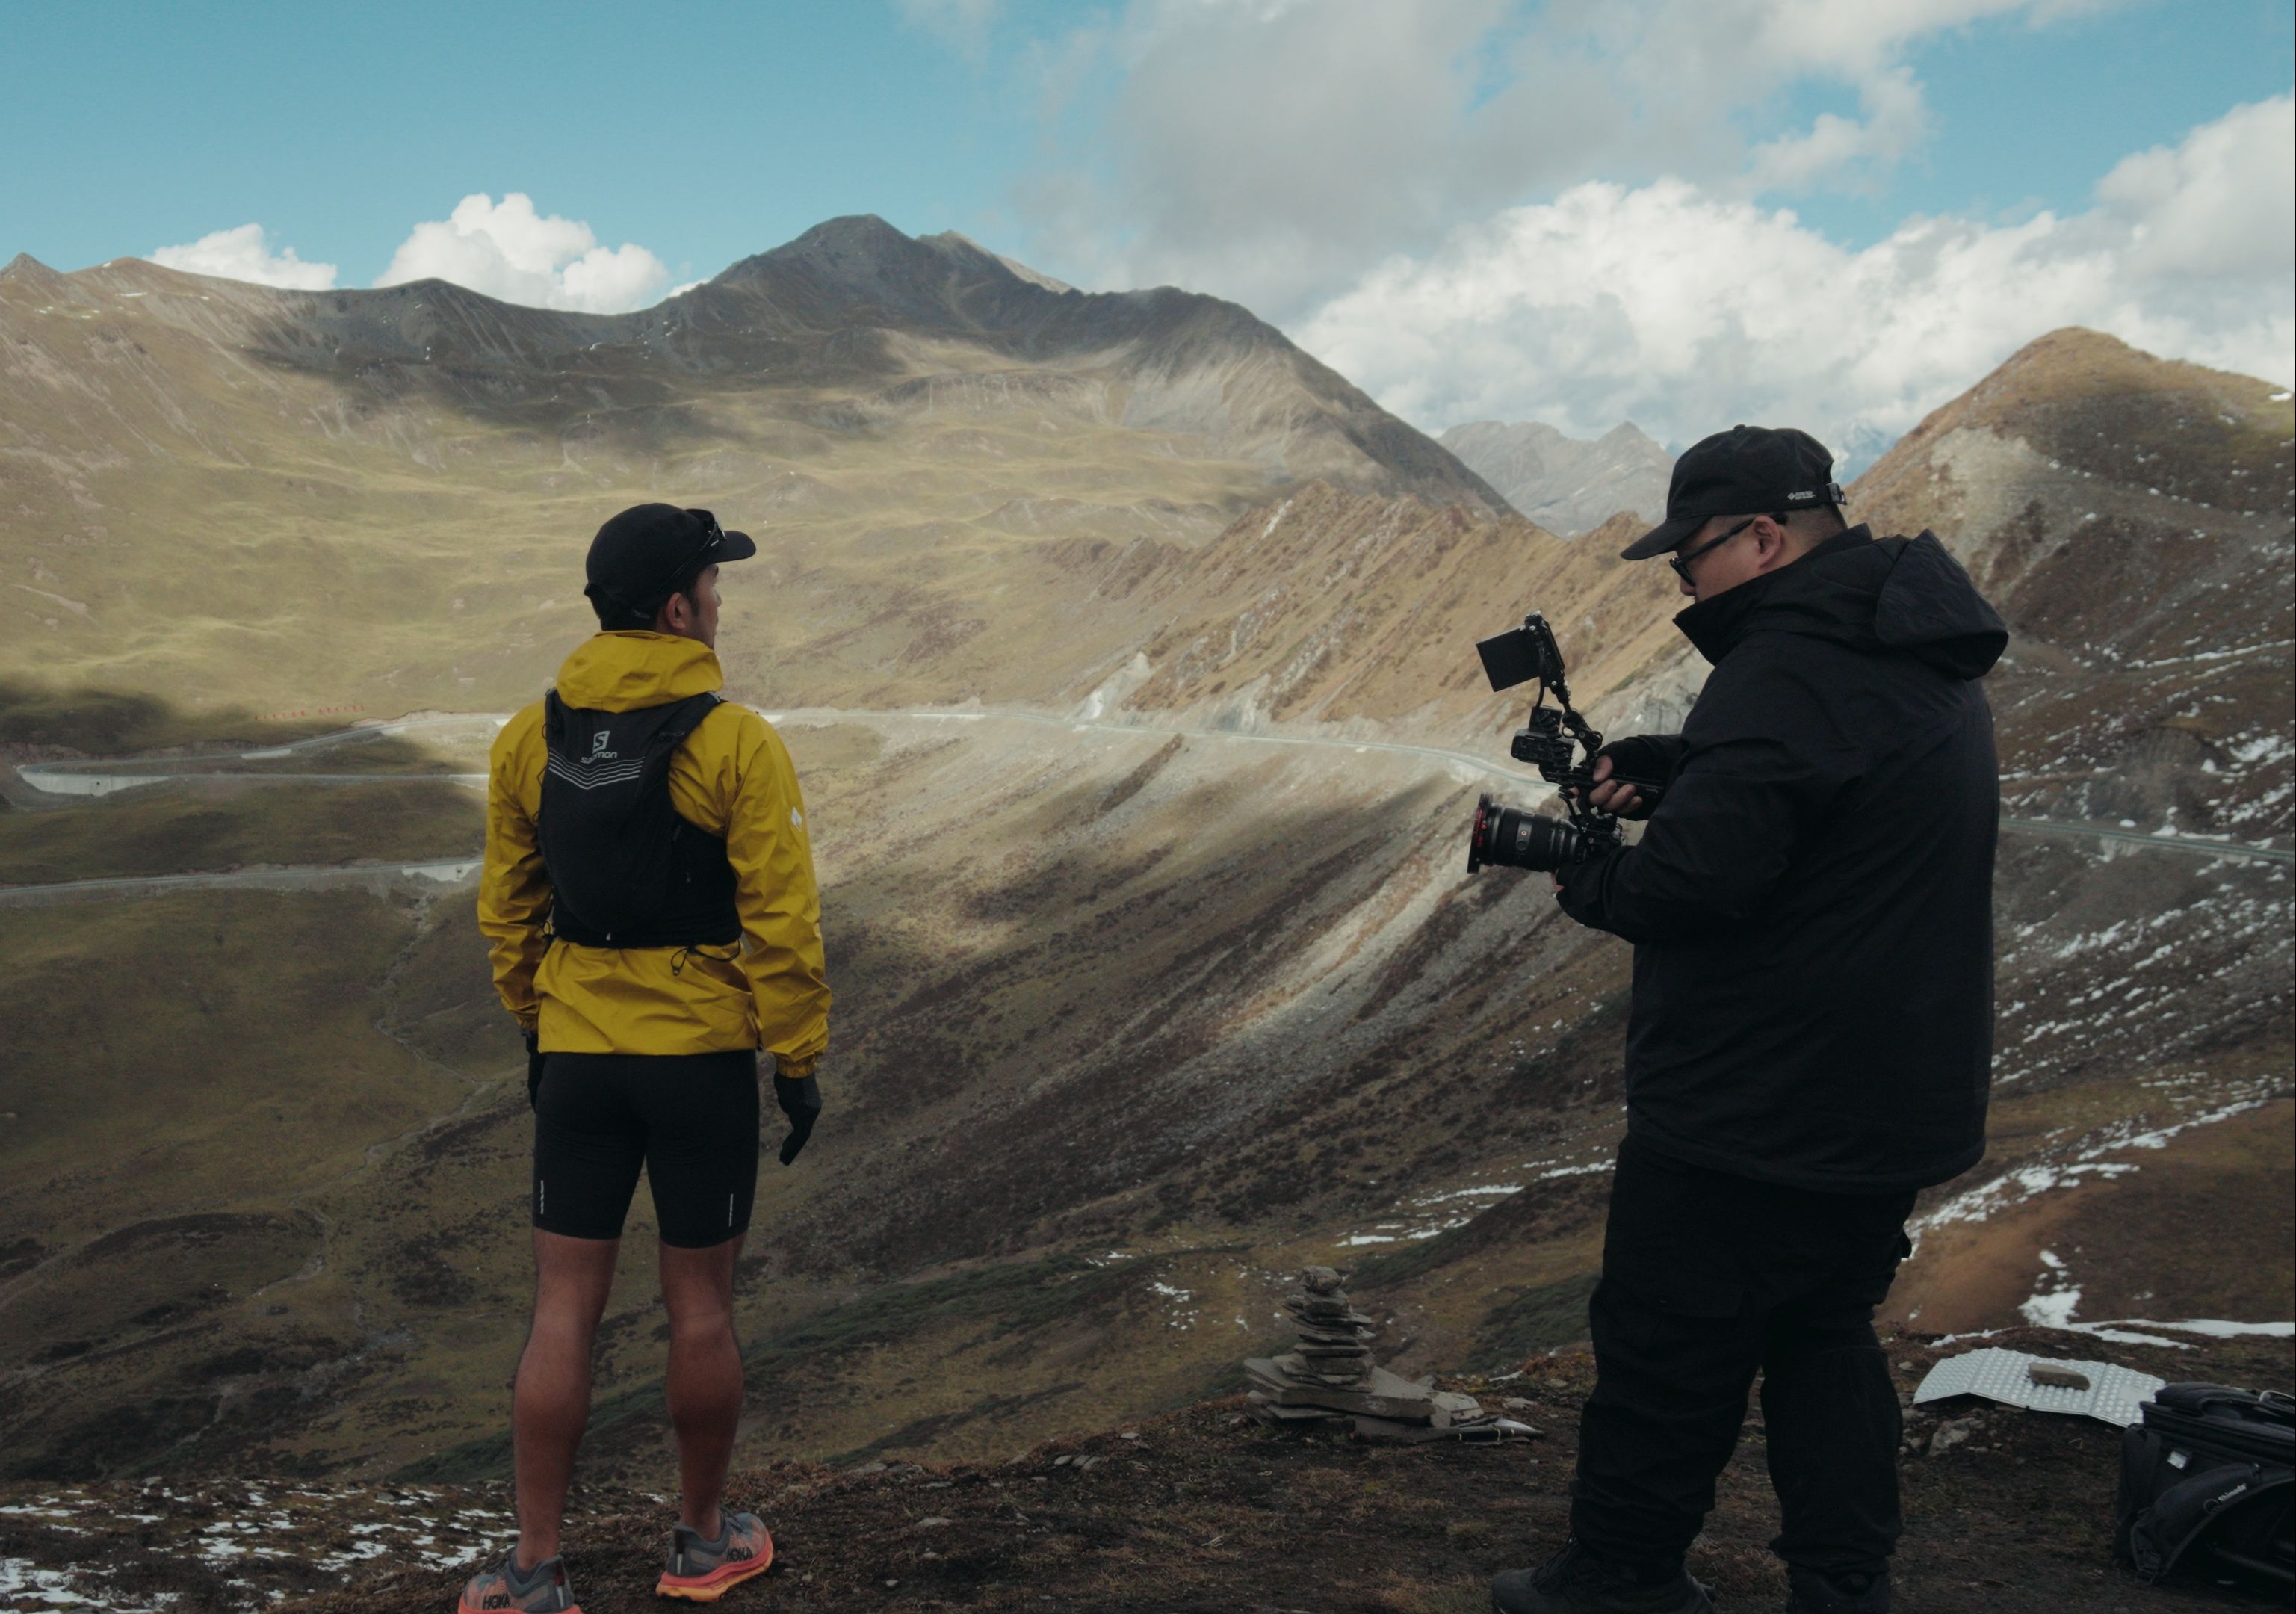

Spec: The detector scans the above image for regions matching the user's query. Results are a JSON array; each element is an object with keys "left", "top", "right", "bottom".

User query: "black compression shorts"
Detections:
[{"left": 532, "top": 1051, "right": 759, "bottom": 1248}]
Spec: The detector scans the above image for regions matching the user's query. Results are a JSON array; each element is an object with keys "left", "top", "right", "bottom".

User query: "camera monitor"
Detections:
[{"left": 1476, "top": 614, "right": 1566, "bottom": 693}]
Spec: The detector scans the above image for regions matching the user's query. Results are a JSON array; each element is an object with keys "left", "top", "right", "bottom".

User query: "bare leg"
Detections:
[
  {"left": 513, "top": 1230, "right": 620, "bottom": 1568},
  {"left": 660, "top": 1234, "right": 746, "bottom": 1539}
]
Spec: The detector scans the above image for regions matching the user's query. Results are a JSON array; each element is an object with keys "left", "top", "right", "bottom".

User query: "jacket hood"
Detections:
[
  {"left": 1674, "top": 526, "right": 2008, "bottom": 679},
  {"left": 554, "top": 631, "right": 725, "bottom": 712}
]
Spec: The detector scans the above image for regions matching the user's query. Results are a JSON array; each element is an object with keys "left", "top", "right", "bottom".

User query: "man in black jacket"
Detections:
[{"left": 1491, "top": 427, "right": 2007, "bottom": 1614}]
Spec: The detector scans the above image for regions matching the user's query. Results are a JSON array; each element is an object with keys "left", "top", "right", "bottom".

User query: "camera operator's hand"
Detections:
[
  {"left": 1578, "top": 735, "right": 1680, "bottom": 820},
  {"left": 1582, "top": 754, "right": 1645, "bottom": 818},
  {"left": 771, "top": 1063, "right": 822, "bottom": 1166}
]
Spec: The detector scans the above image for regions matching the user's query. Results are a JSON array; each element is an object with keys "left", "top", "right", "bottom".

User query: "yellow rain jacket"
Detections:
[{"left": 480, "top": 632, "right": 830, "bottom": 1075}]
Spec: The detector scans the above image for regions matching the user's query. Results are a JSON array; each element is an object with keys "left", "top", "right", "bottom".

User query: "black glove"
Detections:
[
  {"left": 772, "top": 1069, "right": 822, "bottom": 1166},
  {"left": 524, "top": 1030, "right": 548, "bottom": 1109},
  {"left": 1582, "top": 735, "right": 1681, "bottom": 820}
]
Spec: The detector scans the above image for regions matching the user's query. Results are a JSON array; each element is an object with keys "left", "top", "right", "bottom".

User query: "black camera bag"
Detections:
[{"left": 2114, "top": 1382, "right": 2295, "bottom": 1596}]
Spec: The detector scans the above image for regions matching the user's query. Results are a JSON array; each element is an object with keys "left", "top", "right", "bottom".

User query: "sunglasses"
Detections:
[
  {"left": 657, "top": 509, "right": 728, "bottom": 595},
  {"left": 1668, "top": 515, "right": 1761, "bottom": 584}
]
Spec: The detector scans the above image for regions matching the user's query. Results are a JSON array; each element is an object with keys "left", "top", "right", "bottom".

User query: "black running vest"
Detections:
[{"left": 538, "top": 690, "right": 740, "bottom": 948}]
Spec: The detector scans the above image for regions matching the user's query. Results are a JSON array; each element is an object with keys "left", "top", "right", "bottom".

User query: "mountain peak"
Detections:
[
  {"left": 711, "top": 214, "right": 956, "bottom": 292},
  {"left": 718, "top": 216, "right": 1080, "bottom": 301},
  {"left": 1871, "top": 324, "right": 2291, "bottom": 466},
  {"left": 1853, "top": 324, "right": 2292, "bottom": 626},
  {"left": 1, "top": 252, "right": 65, "bottom": 287},
  {"left": 2003, "top": 324, "right": 2150, "bottom": 368},
  {"left": 761, "top": 212, "right": 917, "bottom": 268},
  {"left": 705, "top": 213, "right": 1063, "bottom": 347},
  {"left": 1955, "top": 325, "right": 2292, "bottom": 421},
  {"left": 1441, "top": 419, "right": 1562, "bottom": 445}
]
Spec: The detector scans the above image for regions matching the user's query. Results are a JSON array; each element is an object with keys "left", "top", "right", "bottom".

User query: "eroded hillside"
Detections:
[{"left": 1, "top": 320, "right": 2288, "bottom": 1498}]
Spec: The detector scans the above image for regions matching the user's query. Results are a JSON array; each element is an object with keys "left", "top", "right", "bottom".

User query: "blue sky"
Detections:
[
  {"left": 5, "top": 0, "right": 2289, "bottom": 445},
  {"left": 1774, "top": 2, "right": 2293, "bottom": 243},
  {"left": 4, "top": 0, "right": 2283, "bottom": 285},
  {"left": 4, "top": 3, "right": 1029, "bottom": 286}
]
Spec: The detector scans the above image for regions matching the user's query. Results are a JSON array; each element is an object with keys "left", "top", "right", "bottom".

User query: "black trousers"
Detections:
[{"left": 1570, "top": 1134, "right": 1916, "bottom": 1577}]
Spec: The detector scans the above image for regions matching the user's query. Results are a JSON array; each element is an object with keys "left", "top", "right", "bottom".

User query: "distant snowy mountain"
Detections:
[
  {"left": 1830, "top": 421, "right": 1903, "bottom": 483},
  {"left": 1435, "top": 419, "right": 1671, "bottom": 536}
]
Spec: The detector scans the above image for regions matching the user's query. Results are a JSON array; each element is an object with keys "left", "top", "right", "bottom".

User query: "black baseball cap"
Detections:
[
  {"left": 1621, "top": 425, "right": 1845, "bottom": 560},
  {"left": 584, "top": 504, "right": 757, "bottom": 619}
]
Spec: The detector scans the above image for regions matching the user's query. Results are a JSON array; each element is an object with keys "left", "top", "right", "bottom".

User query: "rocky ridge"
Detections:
[{"left": 0, "top": 217, "right": 1505, "bottom": 720}]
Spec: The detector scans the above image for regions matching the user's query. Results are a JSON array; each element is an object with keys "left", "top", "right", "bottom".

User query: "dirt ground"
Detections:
[{"left": 4, "top": 1326, "right": 2286, "bottom": 1614}]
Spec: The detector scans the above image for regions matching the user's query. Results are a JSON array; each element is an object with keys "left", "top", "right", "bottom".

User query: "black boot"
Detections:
[
  {"left": 1783, "top": 1565, "right": 1890, "bottom": 1613},
  {"left": 1491, "top": 1540, "right": 1716, "bottom": 1614}
]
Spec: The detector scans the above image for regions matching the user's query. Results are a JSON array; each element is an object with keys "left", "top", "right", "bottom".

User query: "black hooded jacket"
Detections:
[{"left": 1556, "top": 526, "right": 2008, "bottom": 1192}]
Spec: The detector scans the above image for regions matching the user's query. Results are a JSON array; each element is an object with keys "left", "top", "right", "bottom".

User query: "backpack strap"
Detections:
[{"left": 657, "top": 690, "right": 724, "bottom": 749}]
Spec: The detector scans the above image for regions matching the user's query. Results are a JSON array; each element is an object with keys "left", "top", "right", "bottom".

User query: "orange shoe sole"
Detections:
[{"left": 654, "top": 1533, "right": 774, "bottom": 1603}]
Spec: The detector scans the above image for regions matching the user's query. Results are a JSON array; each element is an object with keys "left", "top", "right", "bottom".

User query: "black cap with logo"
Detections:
[
  {"left": 1621, "top": 425, "right": 1846, "bottom": 560},
  {"left": 584, "top": 504, "right": 758, "bottom": 621}
]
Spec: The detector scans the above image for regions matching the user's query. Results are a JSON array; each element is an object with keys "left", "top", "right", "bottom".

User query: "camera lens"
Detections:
[{"left": 1466, "top": 793, "right": 1586, "bottom": 874}]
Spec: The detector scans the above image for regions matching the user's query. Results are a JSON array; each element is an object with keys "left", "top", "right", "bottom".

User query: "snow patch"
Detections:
[{"left": 2019, "top": 1249, "right": 2082, "bottom": 1329}]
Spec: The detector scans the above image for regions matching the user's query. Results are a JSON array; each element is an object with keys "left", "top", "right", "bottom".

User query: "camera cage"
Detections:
[{"left": 1470, "top": 612, "right": 1624, "bottom": 863}]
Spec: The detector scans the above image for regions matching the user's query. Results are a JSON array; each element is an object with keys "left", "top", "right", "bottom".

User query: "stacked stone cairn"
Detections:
[{"left": 1245, "top": 1267, "right": 1487, "bottom": 1441}]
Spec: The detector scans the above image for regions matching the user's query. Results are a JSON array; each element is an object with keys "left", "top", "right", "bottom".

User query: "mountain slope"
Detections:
[
  {"left": 0, "top": 321, "right": 2286, "bottom": 1493},
  {"left": 0, "top": 218, "right": 1501, "bottom": 717}
]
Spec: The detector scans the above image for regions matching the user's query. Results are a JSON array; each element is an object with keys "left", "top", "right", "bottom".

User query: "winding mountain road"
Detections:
[
  {"left": 0, "top": 859, "right": 480, "bottom": 906},
  {"left": 4, "top": 706, "right": 2287, "bottom": 903}
]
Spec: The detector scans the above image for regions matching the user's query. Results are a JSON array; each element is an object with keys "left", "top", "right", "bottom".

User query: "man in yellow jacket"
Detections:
[{"left": 464, "top": 503, "right": 830, "bottom": 1614}]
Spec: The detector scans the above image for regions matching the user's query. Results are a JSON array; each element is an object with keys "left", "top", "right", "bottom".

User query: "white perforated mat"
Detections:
[{"left": 1913, "top": 1346, "right": 2165, "bottom": 1428}]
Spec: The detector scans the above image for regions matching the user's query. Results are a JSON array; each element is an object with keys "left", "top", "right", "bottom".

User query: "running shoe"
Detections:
[
  {"left": 457, "top": 1551, "right": 580, "bottom": 1614},
  {"left": 655, "top": 1510, "right": 774, "bottom": 1602}
]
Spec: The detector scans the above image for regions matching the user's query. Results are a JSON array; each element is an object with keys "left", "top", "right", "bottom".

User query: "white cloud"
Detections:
[
  {"left": 1015, "top": 0, "right": 2094, "bottom": 317},
  {"left": 374, "top": 193, "right": 668, "bottom": 314},
  {"left": 2096, "top": 94, "right": 2295, "bottom": 281},
  {"left": 149, "top": 223, "right": 338, "bottom": 291},
  {"left": 1744, "top": 65, "right": 1928, "bottom": 195},
  {"left": 1294, "top": 95, "right": 2296, "bottom": 453},
  {"left": 1018, "top": 0, "right": 1565, "bottom": 312}
]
